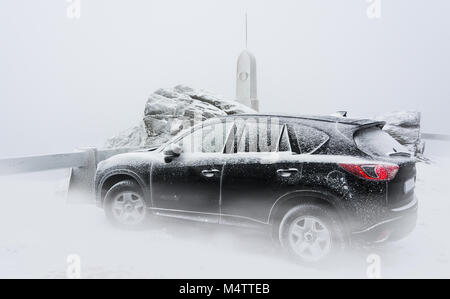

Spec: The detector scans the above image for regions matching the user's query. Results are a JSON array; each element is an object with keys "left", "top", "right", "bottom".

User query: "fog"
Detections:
[
  {"left": 1, "top": 0, "right": 450, "bottom": 157},
  {"left": 0, "top": 157, "right": 449, "bottom": 278}
]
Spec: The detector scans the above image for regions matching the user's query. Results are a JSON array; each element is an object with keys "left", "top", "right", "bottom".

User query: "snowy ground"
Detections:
[{"left": 0, "top": 156, "right": 449, "bottom": 279}]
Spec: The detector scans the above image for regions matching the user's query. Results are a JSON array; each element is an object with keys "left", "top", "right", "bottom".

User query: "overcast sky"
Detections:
[{"left": 0, "top": 0, "right": 449, "bottom": 157}]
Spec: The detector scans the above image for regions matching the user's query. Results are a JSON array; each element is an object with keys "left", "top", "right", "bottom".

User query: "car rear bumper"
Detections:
[{"left": 350, "top": 196, "right": 418, "bottom": 245}]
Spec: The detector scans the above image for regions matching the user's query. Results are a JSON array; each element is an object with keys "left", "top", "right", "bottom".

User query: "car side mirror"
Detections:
[{"left": 163, "top": 143, "right": 182, "bottom": 162}]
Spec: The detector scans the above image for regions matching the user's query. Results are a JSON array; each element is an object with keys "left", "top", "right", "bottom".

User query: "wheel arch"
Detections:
[
  {"left": 98, "top": 170, "right": 148, "bottom": 207},
  {"left": 268, "top": 190, "right": 348, "bottom": 239}
]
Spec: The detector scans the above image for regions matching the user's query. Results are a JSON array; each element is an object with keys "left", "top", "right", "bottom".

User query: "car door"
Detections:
[
  {"left": 220, "top": 117, "right": 303, "bottom": 226},
  {"left": 150, "top": 120, "right": 233, "bottom": 223}
]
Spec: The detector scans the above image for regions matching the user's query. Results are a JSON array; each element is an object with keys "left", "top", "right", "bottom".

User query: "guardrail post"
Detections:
[{"left": 67, "top": 147, "right": 98, "bottom": 203}]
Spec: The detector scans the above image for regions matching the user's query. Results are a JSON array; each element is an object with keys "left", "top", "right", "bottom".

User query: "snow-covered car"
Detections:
[{"left": 94, "top": 114, "right": 418, "bottom": 264}]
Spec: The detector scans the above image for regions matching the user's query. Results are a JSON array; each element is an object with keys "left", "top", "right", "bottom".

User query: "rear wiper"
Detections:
[{"left": 387, "top": 151, "right": 411, "bottom": 157}]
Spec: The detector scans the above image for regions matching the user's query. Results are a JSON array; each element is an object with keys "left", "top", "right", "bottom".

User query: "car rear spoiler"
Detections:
[
  {"left": 335, "top": 120, "right": 386, "bottom": 140},
  {"left": 354, "top": 121, "right": 386, "bottom": 130}
]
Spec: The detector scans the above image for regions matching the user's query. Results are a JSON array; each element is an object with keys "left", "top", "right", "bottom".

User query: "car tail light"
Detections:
[{"left": 338, "top": 163, "right": 399, "bottom": 181}]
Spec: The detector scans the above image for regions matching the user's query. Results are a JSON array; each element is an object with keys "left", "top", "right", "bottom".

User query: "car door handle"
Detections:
[
  {"left": 276, "top": 168, "right": 299, "bottom": 177},
  {"left": 201, "top": 169, "right": 220, "bottom": 178}
]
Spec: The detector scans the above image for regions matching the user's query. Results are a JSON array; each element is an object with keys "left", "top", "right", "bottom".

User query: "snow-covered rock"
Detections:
[
  {"left": 376, "top": 111, "right": 424, "bottom": 155},
  {"left": 105, "top": 122, "right": 148, "bottom": 149},
  {"left": 105, "top": 85, "right": 255, "bottom": 148},
  {"left": 376, "top": 111, "right": 421, "bottom": 127}
]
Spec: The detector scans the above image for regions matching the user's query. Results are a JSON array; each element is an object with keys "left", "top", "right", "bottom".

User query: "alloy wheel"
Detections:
[
  {"left": 288, "top": 216, "right": 332, "bottom": 262},
  {"left": 111, "top": 191, "right": 146, "bottom": 226}
]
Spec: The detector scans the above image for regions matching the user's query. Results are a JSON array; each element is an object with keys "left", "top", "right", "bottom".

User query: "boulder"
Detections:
[
  {"left": 375, "top": 111, "right": 421, "bottom": 127},
  {"left": 376, "top": 111, "right": 424, "bottom": 155},
  {"left": 105, "top": 85, "right": 255, "bottom": 148},
  {"left": 104, "top": 122, "right": 148, "bottom": 149}
]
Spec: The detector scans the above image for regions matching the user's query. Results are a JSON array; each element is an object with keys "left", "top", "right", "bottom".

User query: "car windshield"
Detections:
[
  {"left": 354, "top": 126, "right": 410, "bottom": 157},
  {"left": 158, "top": 126, "right": 195, "bottom": 151},
  {"left": 158, "top": 119, "right": 224, "bottom": 151}
]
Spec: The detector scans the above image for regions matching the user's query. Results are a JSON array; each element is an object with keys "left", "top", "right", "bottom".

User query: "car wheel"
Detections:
[
  {"left": 279, "top": 204, "right": 345, "bottom": 265},
  {"left": 104, "top": 180, "right": 148, "bottom": 229}
]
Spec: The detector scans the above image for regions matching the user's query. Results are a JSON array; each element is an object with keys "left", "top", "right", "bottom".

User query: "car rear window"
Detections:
[
  {"left": 289, "top": 124, "right": 329, "bottom": 154},
  {"left": 354, "top": 126, "right": 410, "bottom": 157}
]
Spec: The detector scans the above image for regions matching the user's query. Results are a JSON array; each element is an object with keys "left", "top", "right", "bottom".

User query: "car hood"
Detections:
[{"left": 97, "top": 151, "right": 160, "bottom": 174}]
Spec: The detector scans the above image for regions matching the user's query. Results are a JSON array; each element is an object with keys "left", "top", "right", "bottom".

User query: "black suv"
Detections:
[{"left": 95, "top": 114, "right": 418, "bottom": 263}]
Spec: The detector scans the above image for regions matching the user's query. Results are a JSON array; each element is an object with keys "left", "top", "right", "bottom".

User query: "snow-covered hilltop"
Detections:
[{"left": 106, "top": 85, "right": 424, "bottom": 156}]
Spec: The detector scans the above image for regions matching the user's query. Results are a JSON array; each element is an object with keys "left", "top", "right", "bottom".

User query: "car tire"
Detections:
[
  {"left": 279, "top": 204, "right": 346, "bottom": 265},
  {"left": 104, "top": 180, "right": 148, "bottom": 229}
]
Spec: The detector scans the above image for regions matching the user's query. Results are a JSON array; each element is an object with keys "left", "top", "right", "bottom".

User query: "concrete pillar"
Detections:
[{"left": 236, "top": 50, "right": 259, "bottom": 111}]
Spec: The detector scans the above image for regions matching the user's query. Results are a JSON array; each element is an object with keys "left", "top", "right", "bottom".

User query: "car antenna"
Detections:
[{"left": 245, "top": 12, "right": 248, "bottom": 49}]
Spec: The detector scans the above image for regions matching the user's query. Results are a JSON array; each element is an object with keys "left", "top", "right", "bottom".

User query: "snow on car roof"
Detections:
[{"left": 226, "top": 113, "right": 385, "bottom": 126}]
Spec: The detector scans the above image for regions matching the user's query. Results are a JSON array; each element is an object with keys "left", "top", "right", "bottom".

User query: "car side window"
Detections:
[
  {"left": 180, "top": 121, "right": 234, "bottom": 153},
  {"left": 278, "top": 125, "right": 292, "bottom": 152},
  {"left": 235, "top": 118, "right": 290, "bottom": 153},
  {"left": 289, "top": 124, "right": 329, "bottom": 154}
]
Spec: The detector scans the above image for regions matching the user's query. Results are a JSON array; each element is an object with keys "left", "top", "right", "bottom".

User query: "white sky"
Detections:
[{"left": 0, "top": 0, "right": 449, "bottom": 157}]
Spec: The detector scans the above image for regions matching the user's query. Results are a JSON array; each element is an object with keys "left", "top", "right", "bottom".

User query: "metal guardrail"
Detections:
[
  {"left": 0, "top": 147, "right": 141, "bottom": 176},
  {"left": 0, "top": 147, "right": 142, "bottom": 203},
  {"left": 0, "top": 151, "right": 87, "bottom": 176},
  {"left": 422, "top": 133, "right": 450, "bottom": 141}
]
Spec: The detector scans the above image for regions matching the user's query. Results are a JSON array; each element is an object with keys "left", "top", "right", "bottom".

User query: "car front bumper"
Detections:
[{"left": 351, "top": 196, "right": 418, "bottom": 245}]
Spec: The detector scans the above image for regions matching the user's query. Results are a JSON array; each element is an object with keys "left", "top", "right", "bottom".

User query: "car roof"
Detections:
[{"left": 225, "top": 113, "right": 385, "bottom": 127}]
